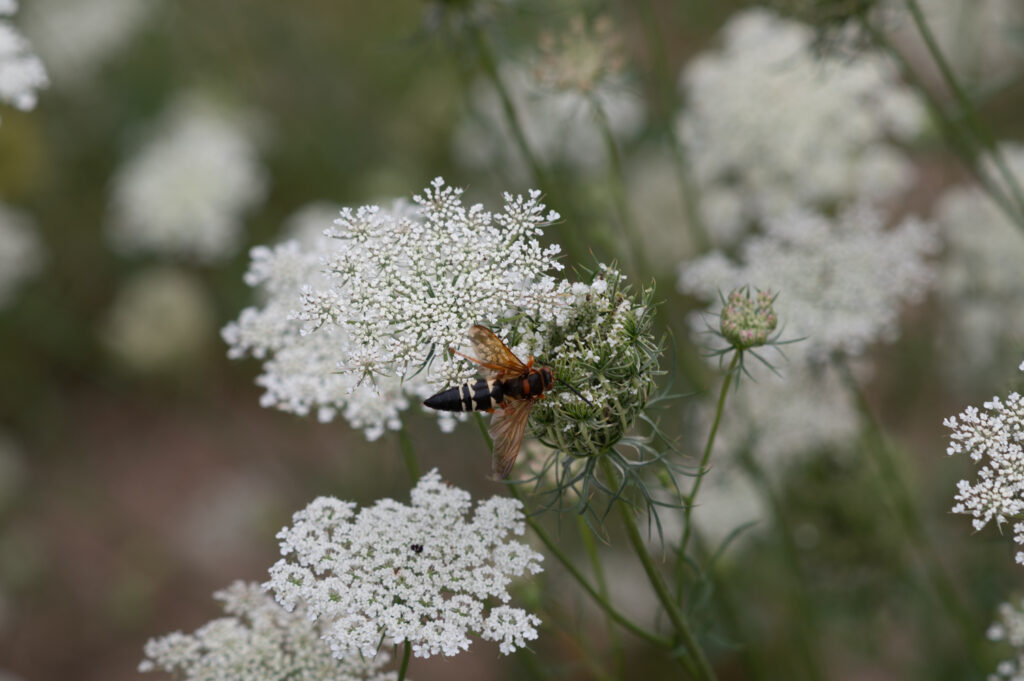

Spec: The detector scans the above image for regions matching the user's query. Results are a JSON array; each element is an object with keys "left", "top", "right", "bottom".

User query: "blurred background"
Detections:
[{"left": 1, "top": 0, "right": 1024, "bottom": 679}]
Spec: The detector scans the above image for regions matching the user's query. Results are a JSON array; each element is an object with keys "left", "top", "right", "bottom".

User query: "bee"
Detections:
[{"left": 424, "top": 325, "right": 555, "bottom": 480}]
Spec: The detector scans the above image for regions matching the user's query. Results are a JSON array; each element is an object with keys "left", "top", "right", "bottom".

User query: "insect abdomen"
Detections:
[{"left": 423, "top": 379, "right": 504, "bottom": 412}]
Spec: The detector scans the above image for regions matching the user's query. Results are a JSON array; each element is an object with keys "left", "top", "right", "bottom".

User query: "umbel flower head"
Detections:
[
  {"left": 266, "top": 469, "right": 543, "bottom": 659},
  {"left": 0, "top": 0, "right": 48, "bottom": 118},
  {"left": 988, "top": 596, "right": 1024, "bottom": 680},
  {"left": 140, "top": 581, "right": 398, "bottom": 681},
  {"left": 224, "top": 179, "right": 566, "bottom": 440},
  {"left": 533, "top": 14, "right": 626, "bottom": 94},
  {"left": 944, "top": 361, "right": 1024, "bottom": 566}
]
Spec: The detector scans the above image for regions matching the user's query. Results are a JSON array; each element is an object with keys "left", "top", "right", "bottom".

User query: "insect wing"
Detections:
[
  {"left": 488, "top": 398, "right": 533, "bottom": 480},
  {"left": 467, "top": 325, "right": 527, "bottom": 379}
]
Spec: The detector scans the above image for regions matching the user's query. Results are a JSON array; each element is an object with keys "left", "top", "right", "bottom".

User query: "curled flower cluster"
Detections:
[
  {"left": 719, "top": 287, "right": 778, "bottom": 350},
  {"left": 266, "top": 469, "right": 543, "bottom": 659},
  {"left": 140, "top": 581, "right": 398, "bottom": 681},
  {"left": 523, "top": 265, "right": 659, "bottom": 458},
  {"left": 679, "top": 206, "right": 938, "bottom": 363},
  {"left": 534, "top": 14, "right": 625, "bottom": 94},
  {"left": 225, "top": 180, "right": 567, "bottom": 439},
  {"left": 988, "top": 596, "right": 1024, "bottom": 680},
  {"left": 107, "top": 94, "right": 267, "bottom": 262},
  {"left": 944, "top": 361, "right": 1024, "bottom": 566},
  {"left": 0, "top": 0, "right": 47, "bottom": 118},
  {"left": 677, "top": 8, "right": 924, "bottom": 241}
]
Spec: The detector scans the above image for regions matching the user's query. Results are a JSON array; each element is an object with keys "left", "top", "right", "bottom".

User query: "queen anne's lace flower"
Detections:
[
  {"left": 224, "top": 180, "right": 567, "bottom": 439},
  {"left": 140, "top": 581, "right": 398, "bottom": 681},
  {"left": 988, "top": 596, "right": 1024, "bottom": 680},
  {"left": 0, "top": 203, "right": 43, "bottom": 307},
  {"left": 945, "top": 361, "right": 1024, "bottom": 566},
  {"left": 266, "top": 469, "right": 543, "bottom": 659},
  {"left": 679, "top": 205, "right": 938, "bottom": 363},
  {"left": 0, "top": 0, "right": 47, "bottom": 118},
  {"left": 107, "top": 94, "right": 267, "bottom": 262},
  {"left": 678, "top": 8, "right": 924, "bottom": 241}
]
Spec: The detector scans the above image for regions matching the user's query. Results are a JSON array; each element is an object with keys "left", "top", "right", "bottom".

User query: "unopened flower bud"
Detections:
[{"left": 720, "top": 286, "right": 777, "bottom": 350}]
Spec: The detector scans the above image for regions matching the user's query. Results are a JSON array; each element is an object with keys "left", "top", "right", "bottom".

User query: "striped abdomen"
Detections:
[{"left": 424, "top": 378, "right": 505, "bottom": 412}]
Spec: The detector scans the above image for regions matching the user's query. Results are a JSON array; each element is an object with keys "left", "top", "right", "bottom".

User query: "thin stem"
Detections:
[
  {"left": 396, "top": 641, "right": 411, "bottom": 681},
  {"left": 835, "top": 358, "right": 985, "bottom": 666},
  {"left": 397, "top": 427, "right": 421, "bottom": 484},
  {"left": 737, "top": 449, "right": 826, "bottom": 681},
  {"left": 590, "top": 93, "right": 650, "bottom": 277},
  {"left": 472, "top": 414, "right": 669, "bottom": 649},
  {"left": 903, "top": 0, "right": 1024, "bottom": 220},
  {"left": 679, "top": 351, "right": 740, "bottom": 558},
  {"left": 577, "top": 513, "right": 625, "bottom": 675},
  {"left": 600, "top": 457, "right": 719, "bottom": 681}
]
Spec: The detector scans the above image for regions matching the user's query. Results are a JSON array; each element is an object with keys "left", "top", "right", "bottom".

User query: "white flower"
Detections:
[
  {"left": 140, "top": 581, "right": 398, "bottom": 681},
  {"left": 22, "top": 0, "right": 154, "bottom": 85},
  {"left": 0, "top": 0, "right": 46, "bottom": 119},
  {"left": 679, "top": 205, "right": 938, "bottom": 363},
  {"left": 101, "top": 266, "right": 214, "bottom": 373},
  {"left": 935, "top": 144, "right": 1024, "bottom": 385},
  {"left": 107, "top": 94, "right": 267, "bottom": 262},
  {"left": 266, "top": 469, "right": 543, "bottom": 659},
  {"left": 988, "top": 596, "right": 1024, "bottom": 680},
  {"left": 677, "top": 8, "right": 924, "bottom": 241},
  {"left": 224, "top": 180, "right": 567, "bottom": 439},
  {"left": 944, "top": 362, "right": 1024, "bottom": 565},
  {"left": 452, "top": 61, "right": 644, "bottom": 182},
  {"left": 0, "top": 203, "right": 43, "bottom": 307}
]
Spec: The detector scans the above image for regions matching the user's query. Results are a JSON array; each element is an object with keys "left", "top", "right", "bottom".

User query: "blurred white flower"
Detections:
[
  {"left": 140, "top": 581, "right": 398, "bottom": 681},
  {"left": 107, "top": 94, "right": 267, "bottom": 262},
  {"left": 22, "top": 0, "right": 154, "bottom": 85},
  {"left": 944, "top": 361, "right": 1024, "bottom": 566},
  {"left": 935, "top": 145, "right": 1024, "bottom": 384},
  {"left": 0, "top": 0, "right": 47, "bottom": 117},
  {"left": 679, "top": 206, "right": 938, "bottom": 363},
  {"left": 266, "top": 469, "right": 543, "bottom": 659},
  {"left": 101, "top": 266, "right": 214, "bottom": 373},
  {"left": 677, "top": 8, "right": 924, "bottom": 242},
  {"left": 0, "top": 203, "right": 43, "bottom": 307},
  {"left": 224, "top": 180, "right": 567, "bottom": 440},
  {"left": 988, "top": 596, "right": 1024, "bottom": 680},
  {"left": 452, "top": 60, "right": 644, "bottom": 182}
]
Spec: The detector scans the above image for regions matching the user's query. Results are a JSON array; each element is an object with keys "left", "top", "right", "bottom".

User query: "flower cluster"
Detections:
[
  {"left": 0, "top": 203, "right": 43, "bottom": 308},
  {"left": 225, "top": 180, "right": 567, "bottom": 439},
  {"left": 107, "top": 94, "right": 267, "bottom": 262},
  {"left": 677, "top": 8, "right": 924, "bottom": 242},
  {"left": 452, "top": 61, "right": 644, "bottom": 182},
  {"left": 719, "top": 287, "right": 778, "bottom": 350},
  {"left": 679, "top": 205, "right": 938, "bottom": 363},
  {"left": 988, "top": 596, "right": 1024, "bottom": 680},
  {"left": 140, "top": 581, "right": 398, "bottom": 681},
  {"left": 944, "top": 361, "right": 1024, "bottom": 566},
  {"left": 533, "top": 14, "right": 625, "bottom": 94},
  {"left": 0, "top": 0, "right": 47, "bottom": 118},
  {"left": 266, "top": 469, "right": 543, "bottom": 659},
  {"left": 22, "top": 0, "right": 154, "bottom": 85}
]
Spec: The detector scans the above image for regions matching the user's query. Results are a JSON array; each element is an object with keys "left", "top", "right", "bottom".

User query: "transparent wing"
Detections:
[
  {"left": 464, "top": 325, "right": 527, "bottom": 379},
  {"left": 488, "top": 398, "right": 533, "bottom": 480}
]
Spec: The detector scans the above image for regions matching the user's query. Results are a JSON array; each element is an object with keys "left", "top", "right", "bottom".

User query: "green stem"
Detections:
[
  {"left": 836, "top": 358, "right": 985, "bottom": 666},
  {"left": 577, "top": 513, "right": 625, "bottom": 674},
  {"left": 397, "top": 427, "right": 421, "bottom": 484},
  {"left": 396, "top": 641, "right": 411, "bottom": 681},
  {"left": 679, "top": 351, "right": 740, "bottom": 559},
  {"left": 862, "top": 17, "right": 1024, "bottom": 230},
  {"left": 590, "top": 94, "right": 650, "bottom": 277},
  {"left": 903, "top": 0, "right": 1024, "bottom": 220},
  {"left": 473, "top": 414, "right": 669, "bottom": 649},
  {"left": 600, "top": 457, "right": 719, "bottom": 681},
  {"left": 737, "top": 449, "right": 826, "bottom": 681}
]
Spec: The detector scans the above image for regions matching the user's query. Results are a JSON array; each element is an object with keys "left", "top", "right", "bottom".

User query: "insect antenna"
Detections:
[{"left": 556, "top": 378, "right": 594, "bottom": 407}]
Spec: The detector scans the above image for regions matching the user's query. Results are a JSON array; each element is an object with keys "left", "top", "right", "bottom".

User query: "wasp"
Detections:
[{"left": 424, "top": 325, "right": 555, "bottom": 480}]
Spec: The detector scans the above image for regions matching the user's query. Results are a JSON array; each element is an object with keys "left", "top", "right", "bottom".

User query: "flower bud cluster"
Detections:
[{"left": 720, "top": 287, "right": 777, "bottom": 350}]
